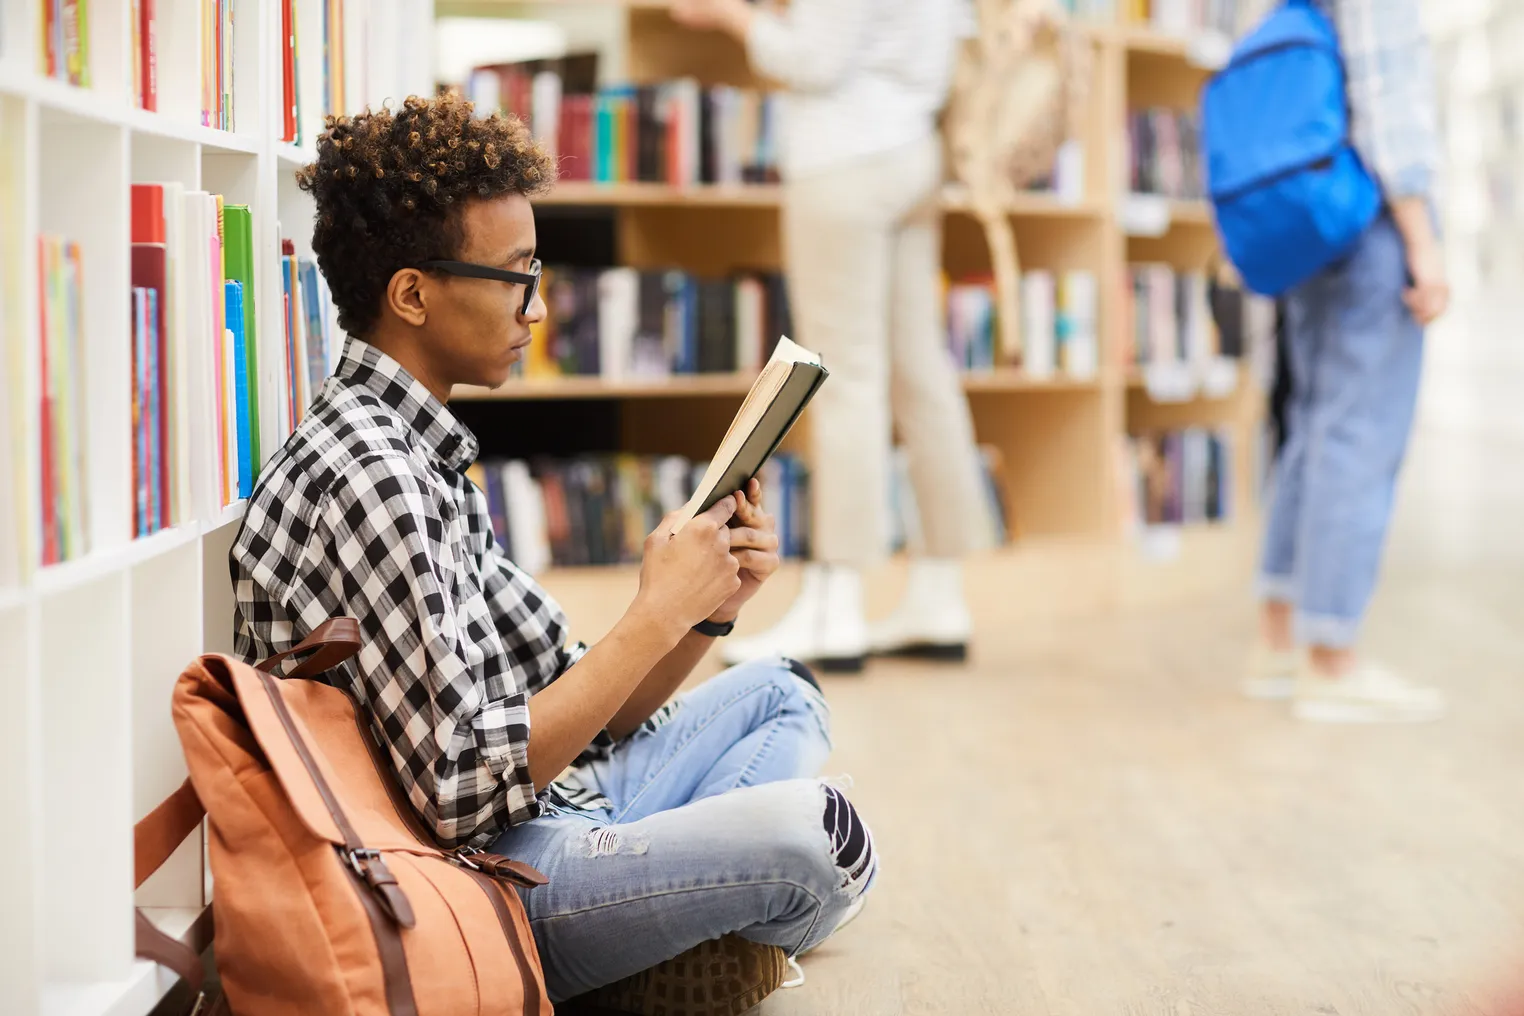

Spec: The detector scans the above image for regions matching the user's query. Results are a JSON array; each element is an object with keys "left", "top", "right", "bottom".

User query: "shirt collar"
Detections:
[{"left": 336, "top": 337, "right": 479, "bottom": 473}]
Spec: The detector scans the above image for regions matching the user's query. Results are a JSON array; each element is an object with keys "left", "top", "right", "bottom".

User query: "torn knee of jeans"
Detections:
[
  {"left": 820, "top": 785, "right": 877, "bottom": 899},
  {"left": 635, "top": 700, "right": 682, "bottom": 738},
  {"left": 576, "top": 826, "right": 649, "bottom": 858},
  {"left": 783, "top": 657, "right": 822, "bottom": 693}
]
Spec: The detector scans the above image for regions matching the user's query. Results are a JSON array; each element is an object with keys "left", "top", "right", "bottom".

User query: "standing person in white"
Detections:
[{"left": 671, "top": 0, "right": 994, "bottom": 671}]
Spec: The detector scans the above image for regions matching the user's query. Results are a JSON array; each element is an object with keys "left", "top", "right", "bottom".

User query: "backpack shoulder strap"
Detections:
[{"left": 253, "top": 617, "right": 362, "bottom": 681}]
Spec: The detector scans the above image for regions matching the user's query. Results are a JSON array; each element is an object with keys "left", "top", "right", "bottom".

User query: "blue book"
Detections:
[
  {"left": 298, "top": 259, "right": 327, "bottom": 396},
  {"left": 226, "top": 280, "right": 253, "bottom": 499},
  {"left": 594, "top": 91, "right": 613, "bottom": 183},
  {"left": 132, "top": 287, "right": 148, "bottom": 538},
  {"left": 146, "top": 287, "right": 161, "bottom": 532}
]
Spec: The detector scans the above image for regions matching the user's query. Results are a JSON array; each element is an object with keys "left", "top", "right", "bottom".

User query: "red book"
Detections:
[
  {"left": 281, "top": 0, "right": 297, "bottom": 140},
  {"left": 131, "top": 184, "right": 166, "bottom": 244},
  {"left": 131, "top": 244, "right": 170, "bottom": 532},
  {"left": 37, "top": 238, "right": 57, "bottom": 565},
  {"left": 141, "top": 0, "right": 158, "bottom": 110}
]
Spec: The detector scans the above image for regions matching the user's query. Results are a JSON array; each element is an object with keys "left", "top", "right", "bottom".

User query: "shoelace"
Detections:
[{"left": 781, "top": 956, "right": 806, "bottom": 989}]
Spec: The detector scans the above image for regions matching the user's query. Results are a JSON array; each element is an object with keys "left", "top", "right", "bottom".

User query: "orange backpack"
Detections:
[{"left": 134, "top": 619, "right": 554, "bottom": 1016}]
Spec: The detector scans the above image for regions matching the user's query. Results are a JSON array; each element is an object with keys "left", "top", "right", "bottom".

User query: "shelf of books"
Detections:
[
  {"left": 0, "top": 2, "right": 433, "bottom": 1015},
  {"left": 438, "top": 0, "right": 1269, "bottom": 592}
]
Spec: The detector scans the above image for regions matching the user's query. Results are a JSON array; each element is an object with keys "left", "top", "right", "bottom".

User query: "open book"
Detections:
[{"left": 678, "top": 337, "right": 828, "bottom": 524}]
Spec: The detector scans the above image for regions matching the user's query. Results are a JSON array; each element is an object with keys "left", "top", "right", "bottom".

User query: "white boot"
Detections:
[
  {"left": 721, "top": 564, "right": 868, "bottom": 672},
  {"left": 866, "top": 557, "right": 972, "bottom": 661}
]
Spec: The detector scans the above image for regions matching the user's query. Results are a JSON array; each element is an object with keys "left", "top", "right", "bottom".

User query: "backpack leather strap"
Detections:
[
  {"left": 134, "top": 778, "right": 218, "bottom": 1015},
  {"left": 254, "top": 617, "right": 362, "bottom": 681}
]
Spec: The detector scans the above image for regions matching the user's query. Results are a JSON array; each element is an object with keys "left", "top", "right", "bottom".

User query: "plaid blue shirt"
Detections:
[{"left": 1318, "top": 0, "right": 1439, "bottom": 199}]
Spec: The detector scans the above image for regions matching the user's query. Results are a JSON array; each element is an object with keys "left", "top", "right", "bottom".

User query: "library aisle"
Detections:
[{"left": 539, "top": 293, "right": 1524, "bottom": 1014}]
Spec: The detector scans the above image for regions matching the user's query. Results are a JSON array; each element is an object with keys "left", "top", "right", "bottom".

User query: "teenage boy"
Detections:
[{"left": 231, "top": 94, "right": 875, "bottom": 1011}]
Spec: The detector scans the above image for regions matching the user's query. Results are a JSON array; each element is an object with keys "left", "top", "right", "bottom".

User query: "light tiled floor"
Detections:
[{"left": 543, "top": 294, "right": 1524, "bottom": 1014}]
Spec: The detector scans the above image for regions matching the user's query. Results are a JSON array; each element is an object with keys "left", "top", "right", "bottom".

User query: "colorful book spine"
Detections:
[{"left": 226, "top": 280, "right": 252, "bottom": 499}]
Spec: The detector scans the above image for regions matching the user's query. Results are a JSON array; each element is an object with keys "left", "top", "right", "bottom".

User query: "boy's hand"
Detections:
[
  {"left": 710, "top": 478, "right": 780, "bottom": 624},
  {"left": 634, "top": 498, "right": 741, "bottom": 641}
]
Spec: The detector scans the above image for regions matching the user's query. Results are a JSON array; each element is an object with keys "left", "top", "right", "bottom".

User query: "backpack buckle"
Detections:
[{"left": 345, "top": 847, "right": 381, "bottom": 879}]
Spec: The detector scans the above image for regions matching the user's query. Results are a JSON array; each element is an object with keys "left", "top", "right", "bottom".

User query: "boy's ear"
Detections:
[{"left": 386, "top": 267, "right": 429, "bottom": 327}]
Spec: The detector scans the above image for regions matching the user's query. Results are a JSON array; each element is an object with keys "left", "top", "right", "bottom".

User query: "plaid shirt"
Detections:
[
  {"left": 232, "top": 338, "right": 608, "bottom": 848},
  {"left": 1319, "top": 0, "right": 1439, "bottom": 200}
]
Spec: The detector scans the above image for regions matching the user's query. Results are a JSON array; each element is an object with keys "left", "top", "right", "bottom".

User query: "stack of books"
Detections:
[
  {"left": 279, "top": 243, "right": 339, "bottom": 436},
  {"left": 125, "top": 187, "right": 341, "bottom": 542},
  {"left": 37, "top": 236, "right": 88, "bottom": 566},
  {"left": 520, "top": 266, "right": 792, "bottom": 380},
  {"left": 1128, "top": 108, "right": 1204, "bottom": 200},
  {"left": 944, "top": 272, "right": 1099, "bottom": 380},
  {"left": 468, "top": 57, "right": 781, "bottom": 187},
  {"left": 202, "top": 0, "right": 237, "bottom": 129},
  {"left": 39, "top": 0, "right": 90, "bottom": 87},
  {"left": 466, "top": 452, "right": 812, "bottom": 573},
  {"left": 276, "top": 0, "right": 346, "bottom": 142},
  {"left": 1126, "top": 264, "right": 1216, "bottom": 369},
  {"left": 1123, "top": 428, "right": 1235, "bottom": 527}
]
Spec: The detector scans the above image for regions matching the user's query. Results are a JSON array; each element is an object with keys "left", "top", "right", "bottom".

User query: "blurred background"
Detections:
[{"left": 1, "top": 0, "right": 1521, "bottom": 1013}]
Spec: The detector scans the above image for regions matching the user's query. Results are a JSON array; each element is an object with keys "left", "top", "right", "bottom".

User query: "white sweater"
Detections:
[{"left": 745, "top": 0, "right": 973, "bottom": 180}]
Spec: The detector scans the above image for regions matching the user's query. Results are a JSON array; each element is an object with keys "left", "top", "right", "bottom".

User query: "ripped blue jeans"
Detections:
[{"left": 488, "top": 657, "right": 875, "bottom": 1001}]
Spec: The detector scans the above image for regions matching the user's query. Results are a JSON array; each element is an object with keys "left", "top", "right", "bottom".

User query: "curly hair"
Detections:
[{"left": 296, "top": 92, "right": 555, "bottom": 337}]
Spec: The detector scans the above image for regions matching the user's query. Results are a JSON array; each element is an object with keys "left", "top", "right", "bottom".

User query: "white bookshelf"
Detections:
[{"left": 0, "top": 1, "right": 434, "bottom": 1014}]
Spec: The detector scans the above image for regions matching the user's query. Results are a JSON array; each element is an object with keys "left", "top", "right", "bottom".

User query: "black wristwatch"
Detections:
[{"left": 692, "top": 618, "right": 736, "bottom": 638}]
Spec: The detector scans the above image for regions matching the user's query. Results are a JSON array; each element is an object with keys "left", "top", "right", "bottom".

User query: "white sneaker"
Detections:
[
  {"left": 721, "top": 564, "right": 868, "bottom": 672},
  {"left": 1292, "top": 660, "right": 1447, "bottom": 724},
  {"left": 1242, "top": 643, "right": 1299, "bottom": 699},
  {"left": 866, "top": 558, "right": 972, "bottom": 661}
]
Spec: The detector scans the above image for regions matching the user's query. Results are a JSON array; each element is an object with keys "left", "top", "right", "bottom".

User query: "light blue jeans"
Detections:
[
  {"left": 489, "top": 657, "right": 873, "bottom": 1001},
  {"left": 1259, "top": 211, "right": 1425, "bottom": 647}
]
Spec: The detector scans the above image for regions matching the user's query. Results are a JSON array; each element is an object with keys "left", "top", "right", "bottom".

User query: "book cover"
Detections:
[
  {"left": 132, "top": 287, "right": 147, "bottom": 536},
  {"left": 57, "top": 241, "right": 87, "bottom": 556},
  {"left": 37, "top": 237, "right": 57, "bottom": 564},
  {"left": 226, "top": 280, "right": 252, "bottom": 499},
  {"left": 146, "top": 285, "right": 161, "bottom": 531},
  {"left": 141, "top": 0, "right": 157, "bottom": 109},
  {"left": 221, "top": 204, "right": 259, "bottom": 471},
  {"left": 298, "top": 258, "right": 328, "bottom": 398},
  {"left": 131, "top": 243, "right": 169, "bottom": 528}
]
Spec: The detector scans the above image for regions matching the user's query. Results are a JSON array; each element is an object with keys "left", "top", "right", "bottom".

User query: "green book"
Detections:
[{"left": 221, "top": 204, "right": 260, "bottom": 473}]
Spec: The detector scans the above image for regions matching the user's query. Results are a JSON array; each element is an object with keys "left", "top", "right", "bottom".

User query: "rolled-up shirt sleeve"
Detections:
[
  {"left": 745, "top": 0, "right": 872, "bottom": 93},
  {"left": 1333, "top": 0, "right": 1439, "bottom": 199}
]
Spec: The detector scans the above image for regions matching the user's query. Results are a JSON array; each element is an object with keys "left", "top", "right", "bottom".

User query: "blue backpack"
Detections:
[{"left": 1200, "top": 0, "right": 1381, "bottom": 296}]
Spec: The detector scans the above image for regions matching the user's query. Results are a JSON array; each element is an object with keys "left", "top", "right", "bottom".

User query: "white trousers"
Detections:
[{"left": 782, "top": 136, "right": 990, "bottom": 567}]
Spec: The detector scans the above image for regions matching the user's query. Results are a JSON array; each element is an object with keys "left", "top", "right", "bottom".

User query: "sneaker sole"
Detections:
[
  {"left": 816, "top": 654, "right": 867, "bottom": 674},
  {"left": 576, "top": 935, "right": 788, "bottom": 1016},
  {"left": 1293, "top": 699, "right": 1447, "bottom": 724},
  {"left": 870, "top": 641, "right": 968, "bottom": 662}
]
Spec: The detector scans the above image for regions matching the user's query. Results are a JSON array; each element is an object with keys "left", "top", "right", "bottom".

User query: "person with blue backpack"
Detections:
[{"left": 1202, "top": 0, "right": 1449, "bottom": 722}]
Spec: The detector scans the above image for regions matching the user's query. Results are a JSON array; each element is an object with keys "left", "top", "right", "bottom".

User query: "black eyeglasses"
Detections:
[{"left": 416, "top": 258, "right": 543, "bottom": 315}]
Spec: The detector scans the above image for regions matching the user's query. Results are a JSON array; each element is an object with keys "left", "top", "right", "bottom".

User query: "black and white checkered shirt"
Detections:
[{"left": 231, "top": 338, "right": 605, "bottom": 848}]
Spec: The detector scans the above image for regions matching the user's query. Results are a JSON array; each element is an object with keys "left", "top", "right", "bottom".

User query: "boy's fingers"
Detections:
[
  {"left": 701, "top": 496, "right": 738, "bottom": 528},
  {"left": 731, "top": 548, "right": 779, "bottom": 573},
  {"left": 727, "top": 526, "right": 779, "bottom": 551}
]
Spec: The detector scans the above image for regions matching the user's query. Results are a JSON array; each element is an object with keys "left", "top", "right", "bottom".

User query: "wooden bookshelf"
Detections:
[
  {"left": 454, "top": 368, "right": 1102, "bottom": 402},
  {"left": 458, "top": 4, "right": 1263, "bottom": 553},
  {"left": 0, "top": 3, "right": 433, "bottom": 1016}
]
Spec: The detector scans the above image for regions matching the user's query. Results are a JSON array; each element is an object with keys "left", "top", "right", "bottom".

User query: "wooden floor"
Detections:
[{"left": 541, "top": 300, "right": 1524, "bottom": 1015}]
